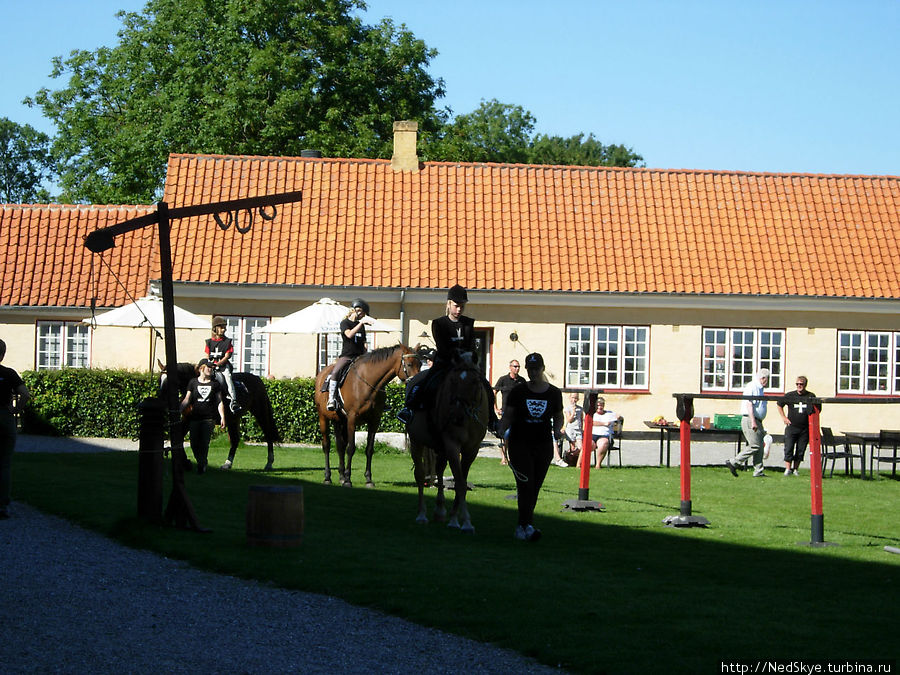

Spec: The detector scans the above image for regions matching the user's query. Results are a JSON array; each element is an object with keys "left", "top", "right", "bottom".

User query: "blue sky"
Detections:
[{"left": 2, "top": 0, "right": 897, "bottom": 176}]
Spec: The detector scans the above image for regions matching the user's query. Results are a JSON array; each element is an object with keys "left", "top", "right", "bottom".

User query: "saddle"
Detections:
[{"left": 320, "top": 357, "right": 357, "bottom": 392}]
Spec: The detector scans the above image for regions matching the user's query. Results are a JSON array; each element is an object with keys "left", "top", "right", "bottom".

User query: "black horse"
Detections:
[{"left": 159, "top": 362, "right": 281, "bottom": 471}]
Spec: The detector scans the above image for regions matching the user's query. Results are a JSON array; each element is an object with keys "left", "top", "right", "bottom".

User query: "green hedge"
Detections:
[{"left": 20, "top": 369, "right": 406, "bottom": 443}]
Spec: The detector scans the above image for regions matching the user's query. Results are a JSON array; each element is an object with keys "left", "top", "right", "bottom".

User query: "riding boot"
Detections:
[
  {"left": 223, "top": 369, "right": 240, "bottom": 413},
  {"left": 327, "top": 379, "right": 338, "bottom": 411}
]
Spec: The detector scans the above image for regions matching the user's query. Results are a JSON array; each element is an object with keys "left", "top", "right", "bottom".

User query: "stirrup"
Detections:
[{"left": 397, "top": 408, "right": 413, "bottom": 424}]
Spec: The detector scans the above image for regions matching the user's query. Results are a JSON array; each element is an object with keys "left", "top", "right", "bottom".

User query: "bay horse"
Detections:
[
  {"left": 406, "top": 354, "right": 490, "bottom": 532},
  {"left": 314, "top": 344, "right": 420, "bottom": 487},
  {"left": 158, "top": 362, "right": 281, "bottom": 471}
]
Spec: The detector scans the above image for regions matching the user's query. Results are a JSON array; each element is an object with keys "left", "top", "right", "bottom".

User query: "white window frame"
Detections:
[
  {"left": 565, "top": 324, "right": 649, "bottom": 390},
  {"left": 36, "top": 321, "right": 90, "bottom": 370},
  {"left": 318, "top": 333, "right": 343, "bottom": 373},
  {"left": 837, "top": 330, "right": 900, "bottom": 395},
  {"left": 701, "top": 327, "right": 784, "bottom": 392},
  {"left": 222, "top": 316, "right": 270, "bottom": 377}
]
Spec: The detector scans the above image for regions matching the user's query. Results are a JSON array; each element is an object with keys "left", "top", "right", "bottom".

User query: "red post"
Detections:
[
  {"left": 680, "top": 419, "right": 692, "bottom": 512},
  {"left": 808, "top": 406, "right": 826, "bottom": 544},
  {"left": 578, "top": 408, "right": 595, "bottom": 500}
]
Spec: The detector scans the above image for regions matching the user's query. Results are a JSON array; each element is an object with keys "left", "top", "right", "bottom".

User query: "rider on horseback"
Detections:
[
  {"left": 206, "top": 316, "right": 240, "bottom": 413},
  {"left": 398, "top": 285, "right": 499, "bottom": 430},
  {"left": 326, "top": 298, "right": 372, "bottom": 411}
]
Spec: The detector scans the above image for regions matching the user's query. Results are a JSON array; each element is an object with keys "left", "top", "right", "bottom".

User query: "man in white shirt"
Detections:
[{"left": 726, "top": 368, "right": 770, "bottom": 477}]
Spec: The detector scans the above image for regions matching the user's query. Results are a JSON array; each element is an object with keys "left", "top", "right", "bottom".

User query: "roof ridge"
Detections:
[{"left": 167, "top": 153, "right": 900, "bottom": 181}]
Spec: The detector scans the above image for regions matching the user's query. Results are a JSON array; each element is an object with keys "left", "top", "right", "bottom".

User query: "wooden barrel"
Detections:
[{"left": 246, "top": 485, "right": 304, "bottom": 547}]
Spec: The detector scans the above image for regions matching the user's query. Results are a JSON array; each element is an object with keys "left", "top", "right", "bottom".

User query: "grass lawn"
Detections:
[{"left": 13, "top": 437, "right": 900, "bottom": 674}]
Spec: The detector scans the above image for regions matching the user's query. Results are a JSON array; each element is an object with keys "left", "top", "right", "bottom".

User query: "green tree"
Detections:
[
  {"left": 0, "top": 118, "right": 55, "bottom": 202},
  {"left": 27, "top": 0, "right": 447, "bottom": 204},
  {"left": 528, "top": 132, "right": 643, "bottom": 168},
  {"left": 425, "top": 99, "right": 535, "bottom": 164}
]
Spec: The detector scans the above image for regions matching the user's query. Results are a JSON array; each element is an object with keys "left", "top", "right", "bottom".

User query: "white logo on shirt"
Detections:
[{"left": 526, "top": 398, "right": 548, "bottom": 418}]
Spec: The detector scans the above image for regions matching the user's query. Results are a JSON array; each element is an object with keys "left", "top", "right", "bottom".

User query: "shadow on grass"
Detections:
[{"left": 13, "top": 448, "right": 900, "bottom": 675}]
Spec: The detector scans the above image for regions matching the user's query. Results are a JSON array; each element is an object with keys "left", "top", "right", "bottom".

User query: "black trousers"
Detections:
[{"left": 508, "top": 440, "right": 552, "bottom": 528}]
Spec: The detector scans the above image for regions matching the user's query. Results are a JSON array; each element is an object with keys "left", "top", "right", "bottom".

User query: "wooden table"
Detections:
[
  {"left": 840, "top": 431, "right": 878, "bottom": 479},
  {"left": 643, "top": 421, "right": 745, "bottom": 467}
]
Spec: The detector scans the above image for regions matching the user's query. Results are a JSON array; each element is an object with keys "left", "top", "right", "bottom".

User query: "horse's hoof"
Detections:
[
  {"left": 365, "top": 482, "right": 375, "bottom": 489},
  {"left": 341, "top": 481, "right": 352, "bottom": 488},
  {"left": 263, "top": 462, "right": 274, "bottom": 471},
  {"left": 461, "top": 524, "right": 475, "bottom": 534},
  {"left": 447, "top": 520, "right": 460, "bottom": 530},
  {"left": 323, "top": 478, "right": 332, "bottom": 486},
  {"left": 220, "top": 460, "right": 232, "bottom": 470},
  {"left": 415, "top": 515, "right": 428, "bottom": 525}
]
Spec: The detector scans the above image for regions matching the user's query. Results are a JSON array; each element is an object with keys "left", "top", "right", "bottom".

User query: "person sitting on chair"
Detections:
[
  {"left": 398, "top": 284, "right": 498, "bottom": 430},
  {"left": 579, "top": 396, "right": 616, "bottom": 469},
  {"left": 326, "top": 298, "right": 372, "bottom": 411},
  {"left": 206, "top": 316, "right": 240, "bottom": 413}
]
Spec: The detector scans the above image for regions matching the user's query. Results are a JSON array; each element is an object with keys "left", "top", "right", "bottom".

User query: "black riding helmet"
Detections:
[
  {"left": 351, "top": 298, "right": 370, "bottom": 315},
  {"left": 447, "top": 284, "right": 468, "bottom": 305}
]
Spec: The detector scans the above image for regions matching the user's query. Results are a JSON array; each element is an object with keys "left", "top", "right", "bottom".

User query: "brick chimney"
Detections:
[{"left": 390, "top": 120, "right": 419, "bottom": 172}]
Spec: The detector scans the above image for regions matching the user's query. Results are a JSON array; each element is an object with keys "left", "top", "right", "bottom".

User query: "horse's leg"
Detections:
[
  {"left": 334, "top": 420, "right": 351, "bottom": 487},
  {"left": 320, "top": 414, "right": 332, "bottom": 485},
  {"left": 221, "top": 411, "right": 239, "bottom": 469},
  {"left": 340, "top": 418, "right": 356, "bottom": 488},
  {"left": 363, "top": 426, "right": 376, "bottom": 488},
  {"left": 434, "top": 452, "right": 448, "bottom": 523},
  {"left": 410, "top": 440, "right": 428, "bottom": 524},
  {"left": 454, "top": 447, "right": 478, "bottom": 533}
]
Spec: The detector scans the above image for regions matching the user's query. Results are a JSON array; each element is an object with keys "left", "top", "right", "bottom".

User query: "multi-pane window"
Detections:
[
  {"left": 837, "top": 330, "right": 900, "bottom": 394},
  {"left": 318, "top": 333, "right": 342, "bottom": 373},
  {"left": 702, "top": 328, "right": 784, "bottom": 391},
  {"left": 222, "top": 316, "right": 269, "bottom": 377},
  {"left": 565, "top": 325, "right": 648, "bottom": 389},
  {"left": 37, "top": 321, "right": 90, "bottom": 370}
]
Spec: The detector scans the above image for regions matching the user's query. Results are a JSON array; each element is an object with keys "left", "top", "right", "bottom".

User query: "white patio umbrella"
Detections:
[
  {"left": 83, "top": 295, "right": 210, "bottom": 371},
  {"left": 254, "top": 297, "right": 397, "bottom": 334}
]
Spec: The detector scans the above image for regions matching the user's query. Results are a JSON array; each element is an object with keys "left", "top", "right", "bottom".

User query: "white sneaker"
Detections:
[
  {"left": 514, "top": 526, "right": 527, "bottom": 540},
  {"left": 784, "top": 468, "right": 792, "bottom": 476},
  {"left": 553, "top": 458, "right": 568, "bottom": 467},
  {"left": 524, "top": 524, "right": 542, "bottom": 542},
  {"left": 792, "top": 469, "right": 800, "bottom": 476}
]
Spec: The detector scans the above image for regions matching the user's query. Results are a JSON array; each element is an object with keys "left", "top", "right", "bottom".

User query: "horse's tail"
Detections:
[{"left": 256, "top": 381, "right": 282, "bottom": 444}]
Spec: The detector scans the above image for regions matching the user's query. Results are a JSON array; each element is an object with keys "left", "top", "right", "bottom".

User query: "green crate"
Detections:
[{"left": 713, "top": 413, "right": 743, "bottom": 430}]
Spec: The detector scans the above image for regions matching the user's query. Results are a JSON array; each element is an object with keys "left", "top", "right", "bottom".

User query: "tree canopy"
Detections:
[
  {"left": 0, "top": 118, "right": 55, "bottom": 203},
  {"left": 21, "top": 0, "right": 642, "bottom": 205},
  {"left": 27, "top": 0, "right": 447, "bottom": 203}
]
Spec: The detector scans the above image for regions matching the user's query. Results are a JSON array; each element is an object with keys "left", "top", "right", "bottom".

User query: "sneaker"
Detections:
[
  {"left": 725, "top": 459, "right": 739, "bottom": 477},
  {"left": 524, "top": 524, "right": 542, "bottom": 542},
  {"left": 553, "top": 458, "right": 568, "bottom": 468},
  {"left": 397, "top": 408, "right": 413, "bottom": 424},
  {"left": 784, "top": 468, "right": 792, "bottom": 476},
  {"left": 514, "top": 525, "right": 527, "bottom": 541},
  {"left": 792, "top": 469, "right": 800, "bottom": 476},
  {"left": 753, "top": 470, "right": 767, "bottom": 477}
]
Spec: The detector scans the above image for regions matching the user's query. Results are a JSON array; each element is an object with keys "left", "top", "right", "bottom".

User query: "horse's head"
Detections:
[
  {"left": 157, "top": 361, "right": 199, "bottom": 397},
  {"left": 397, "top": 344, "right": 423, "bottom": 381}
]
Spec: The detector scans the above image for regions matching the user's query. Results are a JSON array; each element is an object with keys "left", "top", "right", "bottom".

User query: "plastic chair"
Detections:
[
  {"left": 605, "top": 416, "right": 625, "bottom": 467},
  {"left": 872, "top": 430, "right": 900, "bottom": 478},
  {"left": 820, "top": 427, "right": 859, "bottom": 477}
]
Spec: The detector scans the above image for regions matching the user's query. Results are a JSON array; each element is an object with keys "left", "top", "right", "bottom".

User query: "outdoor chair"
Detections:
[
  {"left": 605, "top": 416, "right": 625, "bottom": 467},
  {"left": 820, "top": 427, "right": 859, "bottom": 477},
  {"left": 871, "top": 430, "right": 900, "bottom": 478}
]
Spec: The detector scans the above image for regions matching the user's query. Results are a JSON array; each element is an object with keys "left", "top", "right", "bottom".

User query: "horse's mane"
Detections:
[{"left": 355, "top": 344, "right": 404, "bottom": 365}]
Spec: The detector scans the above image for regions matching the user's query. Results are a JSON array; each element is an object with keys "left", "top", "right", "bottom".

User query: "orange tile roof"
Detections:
[
  {"left": 1, "top": 204, "right": 158, "bottom": 308},
  {"left": 4, "top": 157, "right": 900, "bottom": 310},
  {"left": 162, "top": 154, "right": 900, "bottom": 299}
]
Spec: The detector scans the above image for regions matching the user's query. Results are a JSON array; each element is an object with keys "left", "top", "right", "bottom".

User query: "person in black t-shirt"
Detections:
[
  {"left": 0, "top": 339, "right": 30, "bottom": 518},
  {"left": 180, "top": 359, "right": 226, "bottom": 474},
  {"left": 499, "top": 352, "right": 564, "bottom": 542},
  {"left": 776, "top": 375, "right": 820, "bottom": 476}
]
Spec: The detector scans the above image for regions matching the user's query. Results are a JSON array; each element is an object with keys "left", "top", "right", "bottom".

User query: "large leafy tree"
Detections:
[
  {"left": 0, "top": 118, "right": 56, "bottom": 203},
  {"left": 27, "top": 0, "right": 447, "bottom": 204},
  {"left": 426, "top": 99, "right": 643, "bottom": 168}
]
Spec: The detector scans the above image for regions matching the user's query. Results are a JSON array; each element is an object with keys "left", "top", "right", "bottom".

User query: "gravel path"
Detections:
[{"left": 0, "top": 500, "right": 562, "bottom": 674}]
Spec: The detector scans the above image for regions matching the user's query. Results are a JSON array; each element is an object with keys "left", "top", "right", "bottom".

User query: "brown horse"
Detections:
[
  {"left": 314, "top": 344, "right": 420, "bottom": 487},
  {"left": 407, "top": 355, "right": 490, "bottom": 532}
]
